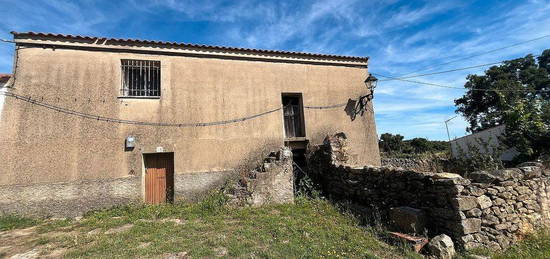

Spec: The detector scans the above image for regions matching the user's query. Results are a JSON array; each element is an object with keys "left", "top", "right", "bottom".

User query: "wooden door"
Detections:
[{"left": 144, "top": 153, "right": 174, "bottom": 204}]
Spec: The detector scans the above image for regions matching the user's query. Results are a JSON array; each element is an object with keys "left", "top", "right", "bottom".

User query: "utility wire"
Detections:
[
  {"left": 0, "top": 91, "right": 361, "bottom": 127},
  {"left": 373, "top": 73, "right": 550, "bottom": 92},
  {"left": 377, "top": 61, "right": 502, "bottom": 82},
  {"left": 395, "top": 33, "right": 550, "bottom": 77},
  {"left": 0, "top": 39, "right": 16, "bottom": 43},
  {"left": 378, "top": 55, "right": 542, "bottom": 82}
]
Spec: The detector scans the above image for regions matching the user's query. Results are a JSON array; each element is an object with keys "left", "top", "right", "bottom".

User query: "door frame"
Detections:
[
  {"left": 281, "top": 92, "right": 306, "bottom": 140},
  {"left": 141, "top": 152, "right": 175, "bottom": 203}
]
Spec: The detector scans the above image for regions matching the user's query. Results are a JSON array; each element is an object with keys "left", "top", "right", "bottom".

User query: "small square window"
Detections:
[{"left": 121, "top": 60, "right": 161, "bottom": 97}]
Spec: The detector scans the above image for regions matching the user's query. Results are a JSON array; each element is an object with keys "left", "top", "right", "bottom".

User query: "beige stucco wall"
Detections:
[{"left": 0, "top": 43, "right": 380, "bottom": 187}]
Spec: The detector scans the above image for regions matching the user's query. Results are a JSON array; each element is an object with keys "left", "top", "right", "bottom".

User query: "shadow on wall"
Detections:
[{"left": 344, "top": 98, "right": 371, "bottom": 121}]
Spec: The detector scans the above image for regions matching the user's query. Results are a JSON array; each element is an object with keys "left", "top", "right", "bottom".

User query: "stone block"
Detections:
[
  {"left": 482, "top": 215, "right": 499, "bottom": 226},
  {"left": 493, "top": 198, "right": 505, "bottom": 206},
  {"left": 468, "top": 171, "right": 495, "bottom": 183},
  {"left": 495, "top": 223, "right": 511, "bottom": 230},
  {"left": 519, "top": 166, "right": 542, "bottom": 179},
  {"left": 389, "top": 206, "right": 426, "bottom": 234},
  {"left": 460, "top": 234, "right": 474, "bottom": 243},
  {"left": 515, "top": 186, "right": 532, "bottom": 195},
  {"left": 487, "top": 241, "right": 501, "bottom": 250},
  {"left": 451, "top": 196, "right": 478, "bottom": 211},
  {"left": 460, "top": 218, "right": 482, "bottom": 234},
  {"left": 494, "top": 169, "right": 524, "bottom": 181},
  {"left": 477, "top": 195, "right": 493, "bottom": 209},
  {"left": 468, "top": 186, "right": 486, "bottom": 196},
  {"left": 487, "top": 188, "right": 498, "bottom": 196},
  {"left": 430, "top": 208, "right": 460, "bottom": 220},
  {"left": 474, "top": 233, "right": 489, "bottom": 243},
  {"left": 434, "top": 173, "right": 471, "bottom": 185},
  {"left": 469, "top": 169, "right": 523, "bottom": 183},
  {"left": 466, "top": 208, "right": 482, "bottom": 217},
  {"left": 426, "top": 234, "right": 455, "bottom": 259},
  {"left": 500, "top": 181, "right": 516, "bottom": 187},
  {"left": 496, "top": 235, "right": 511, "bottom": 249},
  {"left": 517, "top": 162, "right": 543, "bottom": 168}
]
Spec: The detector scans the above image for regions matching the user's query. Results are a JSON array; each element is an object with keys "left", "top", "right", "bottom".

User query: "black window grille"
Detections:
[
  {"left": 282, "top": 94, "right": 305, "bottom": 138},
  {"left": 121, "top": 60, "right": 161, "bottom": 97}
]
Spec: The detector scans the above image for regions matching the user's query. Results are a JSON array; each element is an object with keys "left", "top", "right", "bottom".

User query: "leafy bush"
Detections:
[
  {"left": 379, "top": 133, "right": 449, "bottom": 155},
  {"left": 451, "top": 137, "right": 504, "bottom": 175}
]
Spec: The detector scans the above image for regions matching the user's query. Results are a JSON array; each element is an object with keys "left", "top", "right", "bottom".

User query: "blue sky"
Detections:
[{"left": 0, "top": 0, "right": 549, "bottom": 140}]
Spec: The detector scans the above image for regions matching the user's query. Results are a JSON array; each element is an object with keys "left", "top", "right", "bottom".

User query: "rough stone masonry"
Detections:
[
  {"left": 226, "top": 147, "right": 294, "bottom": 206},
  {"left": 307, "top": 133, "right": 550, "bottom": 250}
]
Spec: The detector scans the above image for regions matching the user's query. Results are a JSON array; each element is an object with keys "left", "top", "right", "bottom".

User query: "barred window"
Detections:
[{"left": 121, "top": 60, "right": 161, "bottom": 97}]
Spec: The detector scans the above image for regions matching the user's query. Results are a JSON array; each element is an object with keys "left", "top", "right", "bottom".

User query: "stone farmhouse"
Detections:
[{"left": 0, "top": 32, "right": 380, "bottom": 215}]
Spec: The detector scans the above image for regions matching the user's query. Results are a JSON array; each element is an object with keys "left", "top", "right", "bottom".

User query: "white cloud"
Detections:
[
  {"left": 1, "top": 0, "right": 548, "bottom": 140},
  {"left": 383, "top": 2, "right": 456, "bottom": 28}
]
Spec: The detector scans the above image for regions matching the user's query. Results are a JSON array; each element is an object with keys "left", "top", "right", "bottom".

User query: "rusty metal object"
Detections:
[{"left": 388, "top": 232, "right": 429, "bottom": 253}]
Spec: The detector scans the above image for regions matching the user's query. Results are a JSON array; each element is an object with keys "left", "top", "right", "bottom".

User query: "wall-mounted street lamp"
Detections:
[
  {"left": 365, "top": 74, "right": 378, "bottom": 91},
  {"left": 357, "top": 74, "right": 378, "bottom": 114}
]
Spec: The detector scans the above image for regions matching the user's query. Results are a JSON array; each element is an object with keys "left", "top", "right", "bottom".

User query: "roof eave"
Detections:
[{"left": 11, "top": 31, "right": 370, "bottom": 66}]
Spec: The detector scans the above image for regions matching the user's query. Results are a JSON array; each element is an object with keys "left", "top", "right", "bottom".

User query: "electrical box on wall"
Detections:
[{"left": 125, "top": 136, "right": 136, "bottom": 150}]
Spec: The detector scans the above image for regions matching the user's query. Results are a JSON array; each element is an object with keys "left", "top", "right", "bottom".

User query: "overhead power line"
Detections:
[
  {"left": 378, "top": 55, "right": 542, "bottom": 82},
  {"left": 373, "top": 73, "right": 550, "bottom": 92},
  {"left": 0, "top": 39, "right": 15, "bottom": 43},
  {"left": 396, "top": 33, "right": 550, "bottom": 77},
  {"left": 0, "top": 91, "right": 360, "bottom": 127},
  {"left": 378, "top": 61, "right": 501, "bottom": 81}
]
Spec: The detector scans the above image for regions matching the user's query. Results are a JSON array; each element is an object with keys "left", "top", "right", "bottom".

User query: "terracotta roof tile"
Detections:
[
  {"left": 0, "top": 74, "right": 11, "bottom": 84},
  {"left": 11, "top": 31, "right": 369, "bottom": 62}
]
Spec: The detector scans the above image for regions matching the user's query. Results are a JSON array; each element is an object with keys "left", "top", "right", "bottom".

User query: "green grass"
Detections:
[
  {"left": 0, "top": 214, "right": 40, "bottom": 231},
  {"left": 5, "top": 194, "right": 550, "bottom": 258},
  {"left": 68, "top": 196, "right": 417, "bottom": 258},
  {"left": 1, "top": 193, "right": 420, "bottom": 258}
]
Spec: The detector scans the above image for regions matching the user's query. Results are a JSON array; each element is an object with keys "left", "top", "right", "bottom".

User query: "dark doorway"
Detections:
[
  {"left": 144, "top": 153, "right": 174, "bottom": 204},
  {"left": 292, "top": 148, "right": 308, "bottom": 194},
  {"left": 282, "top": 94, "right": 306, "bottom": 139}
]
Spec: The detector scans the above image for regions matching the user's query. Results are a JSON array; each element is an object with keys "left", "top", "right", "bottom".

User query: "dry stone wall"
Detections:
[
  {"left": 381, "top": 157, "right": 440, "bottom": 172},
  {"left": 308, "top": 133, "right": 550, "bottom": 250},
  {"left": 460, "top": 163, "right": 550, "bottom": 249}
]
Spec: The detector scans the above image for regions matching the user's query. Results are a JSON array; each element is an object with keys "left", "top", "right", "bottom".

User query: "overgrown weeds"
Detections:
[
  {"left": 451, "top": 136, "right": 505, "bottom": 175},
  {"left": 0, "top": 214, "right": 40, "bottom": 231}
]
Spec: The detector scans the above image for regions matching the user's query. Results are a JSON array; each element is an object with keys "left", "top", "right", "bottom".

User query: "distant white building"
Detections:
[
  {"left": 0, "top": 74, "right": 11, "bottom": 120},
  {"left": 450, "top": 125, "right": 519, "bottom": 161}
]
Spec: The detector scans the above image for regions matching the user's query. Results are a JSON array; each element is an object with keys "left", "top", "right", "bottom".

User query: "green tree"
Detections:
[
  {"left": 455, "top": 49, "right": 550, "bottom": 161},
  {"left": 409, "top": 138, "right": 431, "bottom": 153},
  {"left": 379, "top": 133, "right": 404, "bottom": 153}
]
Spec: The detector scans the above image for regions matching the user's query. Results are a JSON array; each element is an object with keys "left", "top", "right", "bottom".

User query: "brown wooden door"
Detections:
[{"left": 144, "top": 153, "right": 174, "bottom": 204}]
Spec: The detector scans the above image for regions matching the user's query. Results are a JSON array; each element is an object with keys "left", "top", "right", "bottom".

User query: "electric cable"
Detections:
[
  {"left": 373, "top": 73, "right": 550, "bottom": 93},
  {"left": 395, "top": 33, "right": 550, "bottom": 77},
  {"left": 0, "top": 91, "right": 368, "bottom": 127}
]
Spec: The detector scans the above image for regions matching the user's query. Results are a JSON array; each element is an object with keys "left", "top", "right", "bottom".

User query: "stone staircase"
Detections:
[{"left": 226, "top": 147, "right": 294, "bottom": 206}]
